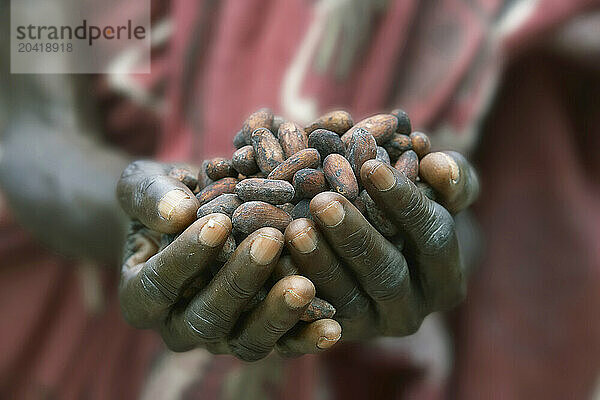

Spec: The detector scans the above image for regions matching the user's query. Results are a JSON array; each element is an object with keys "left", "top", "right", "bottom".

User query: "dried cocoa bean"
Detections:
[
  {"left": 205, "top": 157, "right": 237, "bottom": 181},
  {"left": 196, "top": 193, "right": 243, "bottom": 219},
  {"left": 251, "top": 128, "right": 285, "bottom": 174},
  {"left": 267, "top": 148, "right": 320, "bottom": 181},
  {"left": 293, "top": 168, "right": 329, "bottom": 199},
  {"left": 278, "top": 122, "right": 308, "bottom": 158},
  {"left": 242, "top": 108, "right": 274, "bottom": 143},
  {"left": 300, "top": 297, "right": 336, "bottom": 322},
  {"left": 410, "top": 131, "right": 431, "bottom": 158},
  {"left": 390, "top": 108, "right": 412, "bottom": 135},
  {"left": 168, "top": 165, "right": 198, "bottom": 191},
  {"left": 383, "top": 134, "right": 412, "bottom": 160},
  {"left": 345, "top": 128, "right": 377, "bottom": 184},
  {"left": 308, "top": 129, "right": 345, "bottom": 160},
  {"left": 196, "top": 177, "right": 239, "bottom": 206},
  {"left": 271, "top": 115, "right": 285, "bottom": 135},
  {"left": 305, "top": 110, "right": 353, "bottom": 135},
  {"left": 232, "top": 145, "right": 259, "bottom": 176},
  {"left": 277, "top": 203, "right": 295, "bottom": 214},
  {"left": 291, "top": 199, "right": 312, "bottom": 220},
  {"left": 216, "top": 235, "right": 236, "bottom": 263},
  {"left": 376, "top": 146, "right": 391, "bottom": 165},
  {"left": 235, "top": 178, "right": 295, "bottom": 205},
  {"left": 197, "top": 160, "right": 214, "bottom": 191},
  {"left": 394, "top": 150, "right": 419, "bottom": 181},
  {"left": 233, "top": 130, "right": 247, "bottom": 149},
  {"left": 341, "top": 114, "right": 397, "bottom": 145},
  {"left": 232, "top": 201, "right": 292, "bottom": 234},
  {"left": 323, "top": 154, "right": 359, "bottom": 201}
]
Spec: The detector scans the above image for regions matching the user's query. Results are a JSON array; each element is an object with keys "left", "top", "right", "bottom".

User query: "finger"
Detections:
[
  {"left": 419, "top": 151, "right": 479, "bottom": 214},
  {"left": 120, "top": 214, "right": 231, "bottom": 328},
  {"left": 117, "top": 160, "right": 200, "bottom": 233},
  {"left": 285, "top": 219, "right": 374, "bottom": 337},
  {"left": 361, "top": 160, "right": 465, "bottom": 310},
  {"left": 229, "top": 275, "right": 315, "bottom": 362},
  {"left": 164, "top": 228, "right": 284, "bottom": 351},
  {"left": 276, "top": 319, "right": 342, "bottom": 357}
]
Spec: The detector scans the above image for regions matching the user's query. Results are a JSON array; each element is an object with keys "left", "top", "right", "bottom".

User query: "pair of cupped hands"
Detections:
[{"left": 117, "top": 152, "right": 478, "bottom": 362}]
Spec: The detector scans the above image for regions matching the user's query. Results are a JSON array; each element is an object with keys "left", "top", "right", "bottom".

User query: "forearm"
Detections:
[{"left": 0, "top": 111, "right": 130, "bottom": 264}]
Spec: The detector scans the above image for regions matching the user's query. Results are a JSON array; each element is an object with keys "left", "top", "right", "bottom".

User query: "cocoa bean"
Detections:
[
  {"left": 168, "top": 165, "right": 198, "bottom": 192},
  {"left": 278, "top": 122, "right": 308, "bottom": 158},
  {"left": 341, "top": 114, "right": 397, "bottom": 145},
  {"left": 242, "top": 108, "right": 274, "bottom": 143},
  {"left": 277, "top": 203, "right": 295, "bottom": 214},
  {"left": 271, "top": 115, "right": 285, "bottom": 135},
  {"left": 390, "top": 108, "right": 412, "bottom": 135},
  {"left": 251, "top": 128, "right": 285, "bottom": 174},
  {"left": 345, "top": 128, "right": 377, "bottom": 184},
  {"left": 267, "top": 148, "right": 320, "bottom": 181},
  {"left": 293, "top": 168, "right": 329, "bottom": 199},
  {"left": 308, "top": 129, "right": 345, "bottom": 160},
  {"left": 305, "top": 110, "right": 353, "bottom": 135},
  {"left": 196, "top": 177, "right": 239, "bottom": 206},
  {"left": 232, "top": 145, "right": 259, "bottom": 176},
  {"left": 197, "top": 160, "right": 214, "bottom": 191},
  {"left": 383, "top": 134, "right": 412, "bottom": 160},
  {"left": 394, "top": 150, "right": 419, "bottom": 181},
  {"left": 232, "top": 201, "right": 292, "bottom": 234},
  {"left": 410, "top": 131, "right": 431, "bottom": 158},
  {"left": 291, "top": 199, "right": 312, "bottom": 220},
  {"left": 323, "top": 154, "right": 359, "bottom": 201},
  {"left": 376, "top": 146, "right": 391, "bottom": 165},
  {"left": 205, "top": 157, "right": 237, "bottom": 180},
  {"left": 235, "top": 178, "right": 295, "bottom": 205},
  {"left": 196, "top": 193, "right": 243, "bottom": 219},
  {"left": 233, "top": 130, "right": 247, "bottom": 149},
  {"left": 300, "top": 297, "right": 336, "bottom": 322},
  {"left": 360, "top": 190, "right": 398, "bottom": 237}
]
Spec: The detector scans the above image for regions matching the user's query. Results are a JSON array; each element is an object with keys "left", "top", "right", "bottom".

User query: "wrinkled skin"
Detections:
[
  {"left": 117, "top": 161, "right": 341, "bottom": 361},
  {"left": 285, "top": 153, "right": 479, "bottom": 340},
  {"left": 116, "top": 151, "right": 478, "bottom": 359}
]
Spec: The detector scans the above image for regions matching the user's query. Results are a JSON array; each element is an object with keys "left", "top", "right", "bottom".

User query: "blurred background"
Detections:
[{"left": 1, "top": 0, "right": 599, "bottom": 399}]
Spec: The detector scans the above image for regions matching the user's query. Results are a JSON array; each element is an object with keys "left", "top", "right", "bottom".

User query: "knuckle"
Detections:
[
  {"left": 366, "top": 256, "right": 411, "bottom": 303},
  {"left": 184, "top": 299, "right": 231, "bottom": 342},
  {"left": 335, "top": 288, "right": 371, "bottom": 320},
  {"left": 337, "top": 226, "right": 375, "bottom": 260},
  {"left": 222, "top": 269, "right": 254, "bottom": 301},
  {"left": 139, "top": 262, "right": 178, "bottom": 305},
  {"left": 419, "top": 208, "right": 456, "bottom": 256},
  {"left": 230, "top": 339, "right": 271, "bottom": 362}
]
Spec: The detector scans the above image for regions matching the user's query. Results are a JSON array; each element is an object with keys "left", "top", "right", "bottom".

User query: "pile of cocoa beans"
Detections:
[{"left": 168, "top": 108, "right": 438, "bottom": 322}]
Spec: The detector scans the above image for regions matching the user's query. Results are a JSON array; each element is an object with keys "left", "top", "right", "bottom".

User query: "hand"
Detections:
[
  {"left": 117, "top": 160, "right": 341, "bottom": 361},
  {"left": 283, "top": 152, "right": 479, "bottom": 340}
]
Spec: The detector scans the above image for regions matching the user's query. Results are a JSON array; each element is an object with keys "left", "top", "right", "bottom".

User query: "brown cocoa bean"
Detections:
[
  {"left": 308, "top": 129, "right": 345, "bottom": 160},
  {"left": 341, "top": 114, "right": 397, "bottom": 145},
  {"left": 410, "top": 131, "right": 431, "bottom": 158},
  {"left": 241, "top": 108, "right": 274, "bottom": 143},
  {"left": 232, "top": 145, "right": 259, "bottom": 176},
  {"left": 196, "top": 177, "right": 239, "bottom": 206},
  {"left": 169, "top": 165, "right": 198, "bottom": 192},
  {"left": 376, "top": 146, "right": 391, "bottom": 165},
  {"left": 323, "top": 154, "right": 359, "bottom": 201},
  {"left": 196, "top": 193, "right": 243, "bottom": 219},
  {"left": 390, "top": 108, "right": 412, "bottom": 135},
  {"left": 233, "top": 130, "right": 247, "bottom": 149},
  {"left": 251, "top": 128, "right": 285, "bottom": 174},
  {"left": 360, "top": 190, "right": 398, "bottom": 237},
  {"left": 383, "top": 134, "right": 412, "bottom": 160},
  {"left": 271, "top": 115, "right": 285, "bottom": 135},
  {"left": 300, "top": 297, "right": 336, "bottom": 322},
  {"left": 345, "top": 128, "right": 377, "bottom": 183},
  {"left": 205, "top": 157, "right": 237, "bottom": 181},
  {"left": 293, "top": 168, "right": 329, "bottom": 199},
  {"left": 291, "top": 199, "right": 312, "bottom": 220},
  {"left": 305, "top": 110, "right": 353, "bottom": 135},
  {"left": 235, "top": 178, "right": 295, "bottom": 205},
  {"left": 278, "top": 122, "right": 308, "bottom": 158},
  {"left": 232, "top": 201, "right": 292, "bottom": 234},
  {"left": 267, "top": 148, "right": 320, "bottom": 181},
  {"left": 394, "top": 150, "right": 419, "bottom": 181},
  {"left": 277, "top": 203, "right": 295, "bottom": 214},
  {"left": 197, "top": 160, "right": 214, "bottom": 191}
]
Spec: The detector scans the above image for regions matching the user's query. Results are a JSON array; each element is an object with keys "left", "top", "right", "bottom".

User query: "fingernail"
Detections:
[
  {"left": 314, "top": 201, "right": 344, "bottom": 227},
  {"left": 199, "top": 217, "right": 229, "bottom": 247},
  {"left": 367, "top": 162, "right": 395, "bottom": 191},
  {"left": 250, "top": 234, "right": 283, "bottom": 265},
  {"left": 290, "top": 227, "right": 317, "bottom": 254},
  {"left": 317, "top": 333, "right": 341, "bottom": 350},
  {"left": 440, "top": 153, "right": 460, "bottom": 183},
  {"left": 283, "top": 289, "right": 312, "bottom": 309},
  {"left": 158, "top": 189, "right": 191, "bottom": 220}
]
